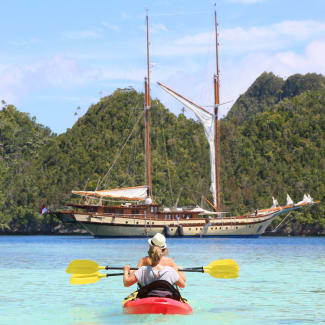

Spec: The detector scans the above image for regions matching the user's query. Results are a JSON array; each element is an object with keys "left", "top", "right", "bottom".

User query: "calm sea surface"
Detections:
[{"left": 0, "top": 236, "right": 324, "bottom": 325}]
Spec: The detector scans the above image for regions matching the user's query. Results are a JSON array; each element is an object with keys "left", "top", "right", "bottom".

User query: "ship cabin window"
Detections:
[
  {"left": 88, "top": 207, "right": 97, "bottom": 212},
  {"left": 154, "top": 215, "right": 158, "bottom": 219},
  {"left": 104, "top": 208, "right": 115, "bottom": 213},
  {"left": 136, "top": 222, "right": 139, "bottom": 224},
  {"left": 133, "top": 209, "right": 139, "bottom": 215},
  {"left": 189, "top": 228, "right": 191, "bottom": 230}
]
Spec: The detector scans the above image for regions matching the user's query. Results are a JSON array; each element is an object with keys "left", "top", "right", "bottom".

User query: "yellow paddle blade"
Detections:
[
  {"left": 70, "top": 272, "right": 106, "bottom": 285},
  {"left": 66, "top": 259, "right": 105, "bottom": 274},
  {"left": 203, "top": 259, "right": 239, "bottom": 279}
]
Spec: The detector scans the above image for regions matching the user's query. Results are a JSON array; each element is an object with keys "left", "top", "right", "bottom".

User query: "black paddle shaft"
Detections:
[
  {"left": 106, "top": 273, "right": 124, "bottom": 277},
  {"left": 107, "top": 266, "right": 138, "bottom": 271},
  {"left": 105, "top": 266, "right": 204, "bottom": 273},
  {"left": 180, "top": 267, "right": 204, "bottom": 273}
]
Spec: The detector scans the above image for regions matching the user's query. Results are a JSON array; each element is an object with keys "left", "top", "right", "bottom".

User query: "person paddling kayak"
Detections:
[
  {"left": 123, "top": 247, "right": 190, "bottom": 314},
  {"left": 123, "top": 245, "right": 186, "bottom": 289},
  {"left": 137, "top": 233, "right": 186, "bottom": 282}
]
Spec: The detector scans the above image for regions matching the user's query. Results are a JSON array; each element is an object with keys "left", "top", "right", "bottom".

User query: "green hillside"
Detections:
[
  {"left": 221, "top": 88, "right": 325, "bottom": 234},
  {"left": 227, "top": 72, "right": 325, "bottom": 125},
  {"left": 0, "top": 73, "right": 324, "bottom": 235},
  {"left": 0, "top": 102, "right": 54, "bottom": 232},
  {"left": 0, "top": 90, "right": 211, "bottom": 233}
]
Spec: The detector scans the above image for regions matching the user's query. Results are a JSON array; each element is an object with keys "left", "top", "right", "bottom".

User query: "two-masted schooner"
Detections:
[{"left": 53, "top": 12, "right": 317, "bottom": 237}]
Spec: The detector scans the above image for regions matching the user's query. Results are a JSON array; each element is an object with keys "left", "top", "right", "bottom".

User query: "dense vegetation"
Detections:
[
  {"left": 222, "top": 73, "right": 325, "bottom": 234},
  {"left": 0, "top": 73, "right": 324, "bottom": 235}
]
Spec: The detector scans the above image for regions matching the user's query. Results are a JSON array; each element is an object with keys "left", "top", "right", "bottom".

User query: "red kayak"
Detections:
[{"left": 123, "top": 297, "right": 193, "bottom": 315}]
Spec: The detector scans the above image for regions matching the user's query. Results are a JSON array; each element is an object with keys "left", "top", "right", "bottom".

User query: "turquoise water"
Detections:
[{"left": 0, "top": 236, "right": 324, "bottom": 325}]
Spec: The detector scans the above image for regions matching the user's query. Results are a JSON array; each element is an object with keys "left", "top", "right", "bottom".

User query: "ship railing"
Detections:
[
  {"left": 91, "top": 213, "right": 146, "bottom": 218},
  {"left": 48, "top": 204, "right": 70, "bottom": 212}
]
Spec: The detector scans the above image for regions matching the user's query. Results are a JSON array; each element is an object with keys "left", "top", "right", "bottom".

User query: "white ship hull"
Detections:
[{"left": 70, "top": 205, "right": 300, "bottom": 238}]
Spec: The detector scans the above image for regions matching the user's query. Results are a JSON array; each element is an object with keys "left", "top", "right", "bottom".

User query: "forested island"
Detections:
[{"left": 0, "top": 72, "right": 324, "bottom": 236}]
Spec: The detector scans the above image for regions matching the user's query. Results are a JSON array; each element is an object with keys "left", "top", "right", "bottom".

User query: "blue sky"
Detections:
[{"left": 1, "top": 0, "right": 325, "bottom": 134}]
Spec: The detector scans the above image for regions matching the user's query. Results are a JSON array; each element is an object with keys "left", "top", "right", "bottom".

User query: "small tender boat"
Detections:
[{"left": 123, "top": 297, "right": 193, "bottom": 315}]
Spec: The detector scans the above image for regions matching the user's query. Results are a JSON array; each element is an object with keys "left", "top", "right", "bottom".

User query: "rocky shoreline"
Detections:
[{"left": 264, "top": 222, "right": 325, "bottom": 236}]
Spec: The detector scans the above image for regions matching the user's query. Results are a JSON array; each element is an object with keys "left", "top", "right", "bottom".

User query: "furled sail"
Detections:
[
  {"left": 191, "top": 206, "right": 220, "bottom": 215},
  {"left": 72, "top": 185, "right": 148, "bottom": 201},
  {"left": 158, "top": 82, "right": 217, "bottom": 206}
]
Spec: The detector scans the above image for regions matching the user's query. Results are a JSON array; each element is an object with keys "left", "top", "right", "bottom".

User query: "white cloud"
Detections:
[
  {"left": 0, "top": 55, "right": 147, "bottom": 104},
  {"left": 150, "top": 10, "right": 210, "bottom": 17},
  {"left": 221, "top": 20, "right": 325, "bottom": 53},
  {"left": 226, "top": 0, "right": 266, "bottom": 4},
  {"left": 9, "top": 38, "right": 40, "bottom": 47},
  {"left": 64, "top": 51, "right": 117, "bottom": 61},
  {"left": 151, "top": 43, "right": 209, "bottom": 57},
  {"left": 155, "top": 38, "right": 325, "bottom": 119},
  {"left": 2, "top": 17, "right": 325, "bottom": 124},
  {"left": 151, "top": 23, "right": 168, "bottom": 33},
  {"left": 154, "top": 20, "right": 325, "bottom": 57},
  {"left": 140, "top": 23, "right": 168, "bottom": 36},
  {"left": 102, "top": 22, "right": 120, "bottom": 31},
  {"left": 176, "top": 32, "right": 211, "bottom": 46},
  {"left": 62, "top": 29, "right": 102, "bottom": 40},
  {"left": 120, "top": 11, "right": 131, "bottom": 20},
  {"left": 0, "top": 64, "right": 25, "bottom": 103},
  {"left": 100, "top": 66, "right": 145, "bottom": 82},
  {"left": 0, "top": 56, "right": 97, "bottom": 103}
]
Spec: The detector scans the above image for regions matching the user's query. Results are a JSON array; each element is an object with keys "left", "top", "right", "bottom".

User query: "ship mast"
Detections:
[
  {"left": 214, "top": 8, "right": 221, "bottom": 214},
  {"left": 144, "top": 12, "right": 152, "bottom": 199}
]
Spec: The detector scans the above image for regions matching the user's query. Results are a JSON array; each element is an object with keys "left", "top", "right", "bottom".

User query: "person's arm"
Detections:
[
  {"left": 175, "top": 275, "right": 186, "bottom": 288},
  {"left": 168, "top": 258, "right": 187, "bottom": 282},
  {"left": 169, "top": 267, "right": 186, "bottom": 288},
  {"left": 123, "top": 265, "right": 137, "bottom": 287},
  {"left": 176, "top": 267, "right": 186, "bottom": 283}
]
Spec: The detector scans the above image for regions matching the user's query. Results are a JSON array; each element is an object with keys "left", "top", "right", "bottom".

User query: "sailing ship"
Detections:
[{"left": 53, "top": 12, "right": 318, "bottom": 238}]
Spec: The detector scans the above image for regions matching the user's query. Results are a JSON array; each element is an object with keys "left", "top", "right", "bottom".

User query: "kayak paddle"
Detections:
[
  {"left": 182, "top": 259, "right": 239, "bottom": 279},
  {"left": 67, "top": 258, "right": 239, "bottom": 283},
  {"left": 66, "top": 259, "right": 138, "bottom": 274},
  {"left": 70, "top": 272, "right": 124, "bottom": 285}
]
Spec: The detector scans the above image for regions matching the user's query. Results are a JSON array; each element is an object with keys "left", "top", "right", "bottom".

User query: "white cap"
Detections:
[{"left": 148, "top": 233, "right": 167, "bottom": 249}]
